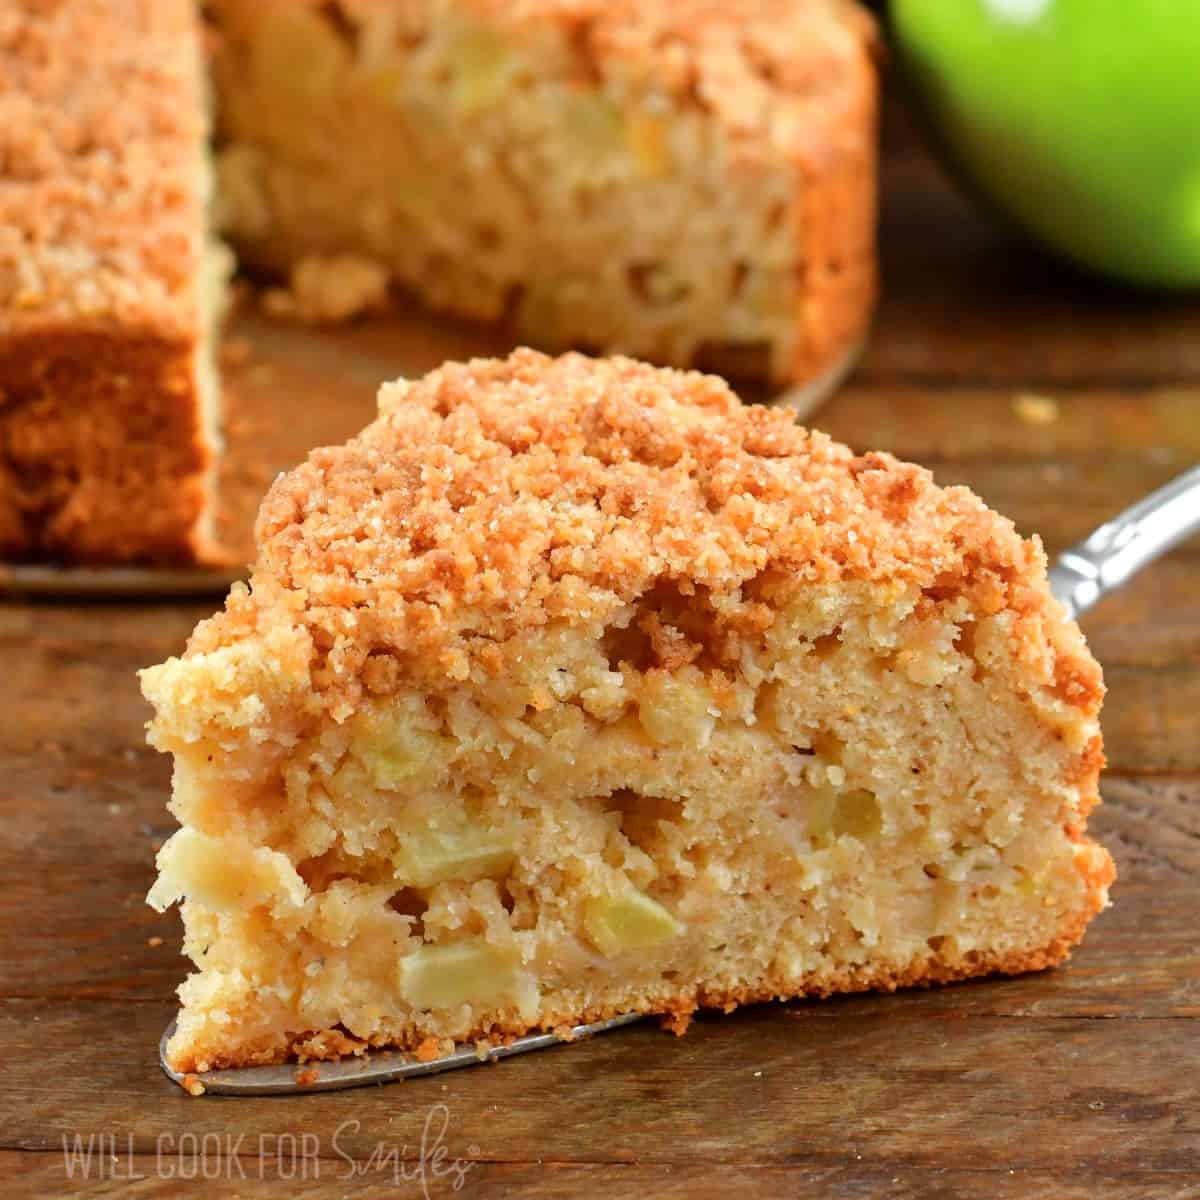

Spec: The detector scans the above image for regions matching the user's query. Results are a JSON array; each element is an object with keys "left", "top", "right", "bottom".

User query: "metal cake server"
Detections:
[
  {"left": 160, "top": 464, "right": 1200, "bottom": 1095},
  {"left": 159, "top": 1015, "right": 644, "bottom": 1096},
  {"left": 1047, "top": 464, "right": 1200, "bottom": 620}
]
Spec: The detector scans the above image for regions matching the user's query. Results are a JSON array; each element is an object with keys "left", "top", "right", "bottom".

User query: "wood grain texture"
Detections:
[
  {"left": 3, "top": 1002, "right": 1198, "bottom": 1168},
  {"left": 2, "top": 110, "right": 1199, "bottom": 1199},
  {"left": 6, "top": 1152, "right": 1200, "bottom": 1200}
]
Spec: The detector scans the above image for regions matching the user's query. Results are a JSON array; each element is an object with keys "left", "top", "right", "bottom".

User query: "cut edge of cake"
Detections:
[
  {"left": 141, "top": 350, "right": 1113, "bottom": 1075},
  {"left": 209, "top": 0, "right": 878, "bottom": 388},
  {"left": 0, "top": 0, "right": 228, "bottom": 564}
]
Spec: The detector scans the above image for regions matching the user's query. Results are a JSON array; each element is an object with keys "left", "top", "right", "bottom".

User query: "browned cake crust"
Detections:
[
  {"left": 0, "top": 0, "right": 216, "bottom": 563},
  {"left": 222, "top": 349, "right": 1102, "bottom": 734},
  {"left": 208, "top": 346, "right": 1106, "bottom": 802},
  {"left": 576, "top": 0, "right": 880, "bottom": 382}
]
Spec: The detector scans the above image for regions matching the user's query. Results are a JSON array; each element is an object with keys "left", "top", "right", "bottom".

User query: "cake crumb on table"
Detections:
[
  {"left": 1013, "top": 392, "right": 1060, "bottom": 425},
  {"left": 219, "top": 336, "right": 255, "bottom": 368},
  {"left": 414, "top": 1037, "right": 443, "bottom": 1063},
  {"left": 262, "top": 254, "right": 390, "bottom": 325}
]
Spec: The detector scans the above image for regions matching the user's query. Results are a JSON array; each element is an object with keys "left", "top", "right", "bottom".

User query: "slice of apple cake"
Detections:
[{"left": 143, "top": 350, "right": 1113, "bottom": 1073}]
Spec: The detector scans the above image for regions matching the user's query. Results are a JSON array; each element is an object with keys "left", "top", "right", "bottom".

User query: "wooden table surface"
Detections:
[{"left": 3, "top": 117, "right": 1199, "bottom": 1199}]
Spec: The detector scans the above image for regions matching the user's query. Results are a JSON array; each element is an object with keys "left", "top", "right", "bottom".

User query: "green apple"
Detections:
[{"left": 890, "top": 0, "right": 1200, "bottom": 288}]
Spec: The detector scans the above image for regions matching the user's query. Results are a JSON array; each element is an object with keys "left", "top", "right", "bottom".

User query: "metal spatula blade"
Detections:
[
  {"left": 159, "top": 1014, "right": 644, "bottom": 1095},
  {"left": 159, "top": 464, "right": 1200, "bottom": 1095}
]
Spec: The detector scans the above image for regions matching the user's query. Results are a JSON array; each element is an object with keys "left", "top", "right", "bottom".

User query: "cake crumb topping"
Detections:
[
  {"left": 0, "top": 0, "right": 208, "bottom": 334},
  {"left": 183, "top": 350, "right": 1088, "bottom": 712}
]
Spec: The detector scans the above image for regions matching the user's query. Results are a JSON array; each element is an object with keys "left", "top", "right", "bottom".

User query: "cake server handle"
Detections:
[{"left": 1047, "top": 464, "right": 1200, "bottom": 620}]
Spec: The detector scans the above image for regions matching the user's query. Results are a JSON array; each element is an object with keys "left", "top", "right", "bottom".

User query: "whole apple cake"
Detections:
[{"left": 209, "top": 0, "right": 877, "bottom": 386}]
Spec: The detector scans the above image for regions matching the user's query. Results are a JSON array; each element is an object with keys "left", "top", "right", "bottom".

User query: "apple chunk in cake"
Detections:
[{"left": 142, "top": 350, "right": 1113, "bottom": 1073}]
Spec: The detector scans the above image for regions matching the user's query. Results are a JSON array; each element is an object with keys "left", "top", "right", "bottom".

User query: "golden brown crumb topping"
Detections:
[
  {"left": 485, "top": 0, "right": 871, "bottom": 115},
  {"left": 189, "top": 350, "right": 1085, "bottom": 707},
  {"left": 0, "top": 0, "right": 206, "bottom": 335},
  {"left": 327, "top": 0, "right": 874, "bottom": 153}
]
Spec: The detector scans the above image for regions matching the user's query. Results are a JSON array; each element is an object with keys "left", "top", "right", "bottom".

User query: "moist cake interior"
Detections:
[
  {"left": 210, "top": 0, "right": 875, "bottom": 384},
  {"left": 143, "top": 351, "right": 1112, "bottom": 1072}
]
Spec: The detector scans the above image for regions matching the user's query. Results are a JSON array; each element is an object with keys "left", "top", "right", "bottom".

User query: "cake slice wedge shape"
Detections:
[{"left": 142, "top": 350, "right": 1113, "bottom": 1073}]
